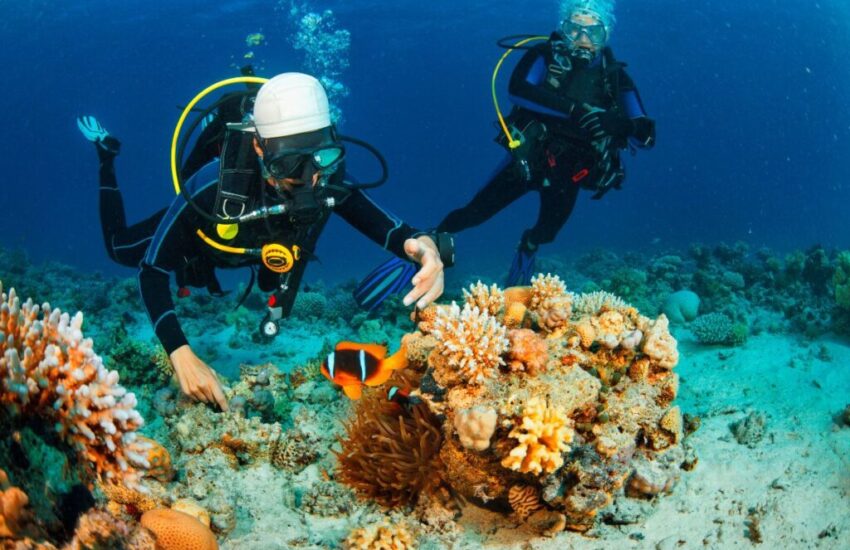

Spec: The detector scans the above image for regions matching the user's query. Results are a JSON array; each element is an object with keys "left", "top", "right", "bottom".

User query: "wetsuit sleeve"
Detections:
[
  {"left": 508, "top": 42, "right": 577, "bottom": 119},
  {"left": 138, "top": 165, "right": 219, "bottom": 354},
  {"left": 617, "top": 69, "right": 656, "bottom": 149},
  {"left": 333, "top": 188, "right": 421, "bottom": 258}
]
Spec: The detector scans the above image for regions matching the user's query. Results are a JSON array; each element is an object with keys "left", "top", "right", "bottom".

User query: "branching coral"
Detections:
[
  {"left": 344, "top": 521, "right": 416, "bottom": 550},
  {"left": 431, "top": 303, "right": 508, "bottom": 385},
  {"left": 501, "top": 397, "right": 574, "bottom": 475},
  {"left": 530, "top": 274, "right": 568, "bottom": 312},
  {"left": 573, "top": 291, "right": 630, "bottom": 318},
  {"left": 0, "top": 282, "right": 150, "bottom": 489},
  {"left": 463, "top": 281, "right": 504, "bottom": 317},
  {"left": 336, "top": 393, "right": 444, "bottom": 507}
]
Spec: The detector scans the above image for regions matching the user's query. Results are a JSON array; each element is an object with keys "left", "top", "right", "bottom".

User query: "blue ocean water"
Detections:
[{"left": 0, "top": 0, "right": 848, "bottom": 282}]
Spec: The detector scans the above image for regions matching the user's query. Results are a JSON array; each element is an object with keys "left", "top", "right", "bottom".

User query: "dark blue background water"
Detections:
[{"left": 1, "top": 0, "right": 848, "bottom": 284}]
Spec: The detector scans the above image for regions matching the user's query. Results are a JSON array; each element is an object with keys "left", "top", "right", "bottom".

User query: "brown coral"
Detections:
[
  {"left": 508, "top": 484, "right": 544, "bottom": 522},
  {"left": 501, "top": 397, "right": 574, "bottom": 475},
  {"left": 336, "top": 393, "right": 444, "bottom": 507},
  {"left": 506, "top": 329, "right": 548, "bottom": 375},
  {"left": 140, "top": 509, "right": 218, "bottom": 550},
  {"left": 536, "top": 296, "right": 572, "bottom": 337},
  {"left": 66, "top": 509, "right": 156, "bottom": 550}
]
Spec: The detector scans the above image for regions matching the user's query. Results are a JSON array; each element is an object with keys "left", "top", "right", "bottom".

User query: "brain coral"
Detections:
[{"left": 140, "top": 509, "right": 218, "bottom": 550}]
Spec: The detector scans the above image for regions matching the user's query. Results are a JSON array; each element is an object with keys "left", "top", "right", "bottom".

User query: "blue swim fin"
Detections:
[
  {"left": 354, "top": 256, "right": 417, "bottom": 311},
  {"left": 506, "top": 247, "right": 537, "bottom": 287}
]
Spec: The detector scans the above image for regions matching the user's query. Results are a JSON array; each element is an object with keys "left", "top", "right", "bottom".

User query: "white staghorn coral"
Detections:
[
  {"left": 432, "top": 303, "right": 509, "bottom": 384},
  {"left": 0, "top": 281, "right": 150, "bottom": 490},
  {"left": 572, "top": 290, "right": 631, "bottom": 318},
  {"left": 529, "top": 274, "right": 568, "bottom": 312},
  {"left": 501, "top": 397, "right": 574, "bottom": 475},
  {"left": 462, "top": 281, "right": 505, "bottom": 317}
]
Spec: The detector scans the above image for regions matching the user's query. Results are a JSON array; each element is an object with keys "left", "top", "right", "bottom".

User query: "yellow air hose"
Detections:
[{"left": 492, "top": 36, "right": 549, "bottom": 149}]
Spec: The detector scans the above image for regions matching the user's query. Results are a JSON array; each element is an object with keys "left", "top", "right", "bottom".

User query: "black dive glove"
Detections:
[{"left": 579, "top": 108, "right": 635, "bottom": 141}]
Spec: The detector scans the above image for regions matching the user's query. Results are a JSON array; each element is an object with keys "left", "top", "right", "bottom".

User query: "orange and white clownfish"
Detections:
[{"left": 320, "top": 341, "right": 407, "bottom": 400}]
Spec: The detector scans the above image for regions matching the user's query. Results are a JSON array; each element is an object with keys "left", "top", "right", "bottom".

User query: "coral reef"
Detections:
[
  {"left": 0, "top": 469, "right": 29, "bottom": 539},
  {"left": 0, "top": 282, "right": 151, "bottom": 489},
  {"left": 340, "top": 274, "right": 690, "bottom": 534}
]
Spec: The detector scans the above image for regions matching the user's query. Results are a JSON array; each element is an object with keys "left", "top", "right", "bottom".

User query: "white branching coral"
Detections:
[
  {"left": 529, "top": 274, "right": 568, "bottom": 312},
  {"left": 0, "top": 282, "right": 150, "bottom": 490},
  {"left": 463, "top": 281, "right": 505, "bottom": 317},
  {"left": 501, "top": 397, "right": 574, "bottom": 475},
  {"left": 432, "top": 303, "right": 509, "bottom": 384},
  {"left": 572, "top": 290, "right": 630, "bottom": 318}
]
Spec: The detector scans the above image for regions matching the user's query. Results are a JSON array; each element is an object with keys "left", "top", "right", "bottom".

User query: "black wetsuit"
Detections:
[
  {"left": 437, "top": 39, "right": 655, "bottom": 251},
  {"left": 97, "top": 148, "right": 421, "bottom": 354}
]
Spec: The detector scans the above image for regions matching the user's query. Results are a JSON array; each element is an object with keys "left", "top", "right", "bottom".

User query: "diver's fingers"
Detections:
[
  {"left": 411, "top": 251, "right": 440, "bottom": 286},
  {"left": 416, "top": 274, "right": 444, "bottom": 309},
  {"left": 403, "top": 277, "right": 427, "bottom": 307},
  {"left": 211, "top": 381, "right": 229, "bottom": 412}
]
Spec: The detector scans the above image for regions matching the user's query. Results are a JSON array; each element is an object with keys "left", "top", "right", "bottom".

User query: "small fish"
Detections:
[
  {"left": 386, "top": 386, "right": 422, "bottom": 411},
  {"left": 320, "top": 341, "right": 407, "bottom": 400}
]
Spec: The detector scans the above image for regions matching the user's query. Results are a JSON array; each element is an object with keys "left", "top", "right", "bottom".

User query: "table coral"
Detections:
[{"left": 0, "top": 282, "right": 150, "bottom": 490}]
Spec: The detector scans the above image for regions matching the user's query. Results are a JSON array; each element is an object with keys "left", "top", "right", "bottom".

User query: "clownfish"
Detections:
[
  {"left": 386, "top": 386, "right": 422, "bottom": 412},
  {"left": 320, "top": 341, "right": 407, "bottom": 400}
]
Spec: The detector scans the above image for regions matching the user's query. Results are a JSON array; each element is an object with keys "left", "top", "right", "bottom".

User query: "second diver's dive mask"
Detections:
[{"left": 561, "top": 11, "right": 608, "bottom": 62}]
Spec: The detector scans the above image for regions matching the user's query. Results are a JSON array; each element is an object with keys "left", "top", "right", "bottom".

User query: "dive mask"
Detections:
[
  {"left": 562, "top": 17, "right": 608, "bottom": 48},
  {"left": 262, "top": 144, "right": 345, "bottom": 180}
]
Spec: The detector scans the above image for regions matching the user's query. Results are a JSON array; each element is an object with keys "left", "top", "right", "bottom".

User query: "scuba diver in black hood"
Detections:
[
  {"left": 437, "top": 0, "right": 655, "bottom": 286},
  {"left": 78, "top": 73, "right": 454, "bottom": 410}
]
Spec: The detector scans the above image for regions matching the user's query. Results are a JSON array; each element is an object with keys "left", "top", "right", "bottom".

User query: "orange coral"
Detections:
[
  {"left": 641, "top": 315, "right": 679, "bottom": 369},
  {"left": 501, "top": 397, "right": 574, "bottom": 475},
  {"left": 344, "top": 521, "right": 416, "bottom": 550},
  {"left": 0, "top": 283, "right": 150, "bottom": 489},
  {"left": 0, "top": 470, "right": 28, "bottom": 539},
  {"left": 140, "top": 509, "right": 218, "bottom": 550},
  {"left": 506, "top": 329, "right": 548, "bottom": 375},
  {"left": 137, "top": 436, "right": 173, "bottom": 482},
  {"left": 336, "top": 393, "right": 443, "bottom": 508}
]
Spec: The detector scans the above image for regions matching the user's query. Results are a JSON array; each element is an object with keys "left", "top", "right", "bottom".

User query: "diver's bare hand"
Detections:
[
  {"left": 403, "top": 236, "right": 444, "bottom": 309},
  {"left": 169, "top": 345, "right": 229, "bottom": 411}
]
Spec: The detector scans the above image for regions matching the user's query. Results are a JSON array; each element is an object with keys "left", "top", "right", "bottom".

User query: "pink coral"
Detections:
[
  {"left": 506, "top": 329, "right": 548, "bottom": 375},
  {"left": 0, "top": 282, "right": 150, "bottom": 489}
]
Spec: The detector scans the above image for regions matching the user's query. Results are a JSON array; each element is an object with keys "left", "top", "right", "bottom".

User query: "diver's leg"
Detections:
[
  {"left": 437, "top": 154, "right": 528, "bottom": 233},
  {"left": 524, "top": 180, "right": 580, "bottom": 249},
  {"left": 97, "top": 147, "right": 164, "bottom": 267}
]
